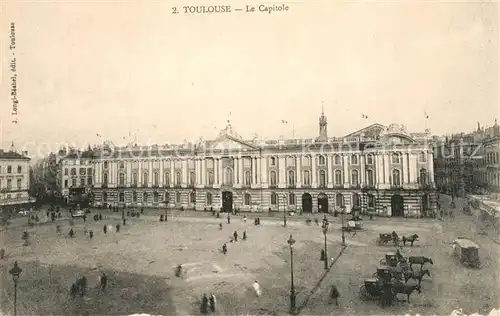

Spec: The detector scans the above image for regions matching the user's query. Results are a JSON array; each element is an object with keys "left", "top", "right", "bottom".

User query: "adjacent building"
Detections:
[
  {"left": 58, "top": 148, "right": 94, "bottom": 204},
  {"left": 434, "top": 120, "right": 500, "bottom": 198},
  {"left": 0, "top": 149, "right": 35, "bottom": 211},
  {"left": 67, "top": 112, "right": 437, "bottom": 217}
]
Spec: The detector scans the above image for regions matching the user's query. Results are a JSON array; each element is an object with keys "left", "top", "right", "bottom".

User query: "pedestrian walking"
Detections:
[
  {"left": 0, "top": 248, "right": 5, "bottom": 259},
  {"left": 69, "top": 228, "right": 74, "bottom": 238},
  {"left": 201, "top": 294, "right": 209, "bottom": 314},
  {"left": 329, "top": 285, "right": 340, "bottom": 305},
  {"left": 89, "top": 230, "right": 94, "bottom": 239},
  {"left": 222, "top": 243, "right": 227, "bottom": 255},
  {"left": 116, "top": 224, "right": 120, "bottom": 232},
  {"left": 252, "top": 280, "right": 261, "bottom": 297},
  {"left": 219, "top": 223, "right": 223, "bottom": 230},
  {"left": 243, "top": 215, "right": 247, "bottom": 223},
  {"left": 123, "top": 218, "right": 127, "bottom": 225},
  {"left": 103, "top": 225, "right": 107, "bottom": 234},
  {"left": 99, "top": 213, "right": 103, "bottom": 220},
  {"left": 243, "top": 231, "right": 247, "bottom": 240},
  {"left": 227, "top": 214, "right": 231, "bottom": 224},
  {"left": 233, "top": 231, "right": 238, "bottom": 242},
  {"left": 209, "top": 293, "right": 216, "bottom": 312},
  {"left": 83, "top": 214, "right": 87, "bottom": 222},
  {"left": 100, "top": 272, "right": 107, "bottom": 291}
]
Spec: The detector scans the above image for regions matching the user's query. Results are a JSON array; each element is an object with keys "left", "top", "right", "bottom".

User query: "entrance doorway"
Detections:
[
  {"left": 302, "top": 193, "right": 313, "bottom": 213},
  {"left": 222, "top": 191, "right": 233, "bottom": 213},
  {"left": 421, "top": 194, "right": 429, "bottom": 216},
  {"left": 317, "top": 193, "right": 328, "bottom": 213},
  {"left": 391, "top": 194, "right": 404, "bottom": 217}
]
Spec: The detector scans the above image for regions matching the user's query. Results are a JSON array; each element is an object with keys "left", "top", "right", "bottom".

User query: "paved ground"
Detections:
[{"left": 0, "top": 195, "right": 498, "bottom": 315}]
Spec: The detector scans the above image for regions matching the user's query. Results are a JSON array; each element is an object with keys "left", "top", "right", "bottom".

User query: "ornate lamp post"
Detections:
[
  {"left": 283, "top": 194, "right": 287, "bottom": 227},
  {"left": 287, "top": 234, "right": 296, "bottom": 314},
  {"left": 9, "top": 261, "right": 22, "bottom": 316},
  {"left": 322, "top": 219, "right": 329, "bottom": 270}
]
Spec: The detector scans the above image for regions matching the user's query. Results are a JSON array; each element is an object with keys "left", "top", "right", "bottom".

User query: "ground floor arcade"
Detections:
[{"left": 91, "top": 188, "right": 437, "bottom": 218}]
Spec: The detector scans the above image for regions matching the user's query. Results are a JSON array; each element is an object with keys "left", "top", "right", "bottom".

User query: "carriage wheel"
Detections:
[{"left": 359, "top": 285, "right": 369, "bottom": 300}]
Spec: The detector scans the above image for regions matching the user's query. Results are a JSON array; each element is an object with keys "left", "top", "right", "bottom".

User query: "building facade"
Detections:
[
  {"left": 58, "top": 148, "right": 95, "bottom": 204},
  {"left": 76, "top": 114, "right": 437, "bottom": 217},
  {"left": 434, "top": 120, "right": 500, "bottom": 198},
  {"left": 0, "top": 149, "right": 34, "bottom": 210}
]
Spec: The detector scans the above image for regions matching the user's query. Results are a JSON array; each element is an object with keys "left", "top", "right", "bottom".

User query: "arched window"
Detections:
[
  {"left": 103, "top": 173, "right": 108, "bottom": 185},
  {"left": 165, "top": 172, "right": 170, "bottom": 186},
  {"left": 153, "top": 192, "right": 159, "bottom": 202},
  {"left": 154, "top": 172, "right": 159, "bottom": 186},
  {"left": 165, "top": 192, "right": 169, "bottom": 203},
  {"left": 319, "top": 170, "right": 327, "bottom": 187},
  {"left": 366, "top": 154, "right": 374, "bottom": 165},
  {"left": 318, "top": 155, "right": 326, "bottom": 165},
  {"left": 143, "top": 192, "right": 148, "bottom": 203},
  {"left": 351, "top": 170, "right": 359, "bottom": 185},
  {"left": 419, "top": 168, "right": 427, "bottom": 184},
  {"left": 352, "top": 193, "right": 361, "bottom": 207},
  {"left": 119, "top": 173, "right": 125, "bottom": 186},
  {"left": 392, "top": 169, "right": 401, "bottom": 186},
  {"left": 132, "top": 191, "right": 137, "bottom": 202},
  {"left": 366, "top": 169, "right": 374, "bottom": 186},
  {"left": 206, "top": 192, "right": 212, "bottom": 205},
  {"left": 335, "top": 170, "right": 343, "bottom": 185},
  {"left": 245, "top": 171, "right": 251, "bottom": 185},
  {"left": 225, "top": 168, "right": 233, "bottom": 185},
  {"left": 288, "top": 170, "right": 295, "bottom": 185},
  {"left": 132, "top": 172, "right": 138, "bottom": 185},
  {"left": 176, "top": 192, "right": 181, "bottom": 203},
  {"left": 208, "top": 171, "right": 214, "bottom": 185},
  {"left": 392, "top": 153, "right": 400, "bottom": 164},
  {"left": 334, "top": 155, "right": 341, "bottom": 165},
  {"left": 289, "top": 193, "right": 295, "bottom": 205},
  {"left": 270, "top": 193, "right": 278, "bottom": 205},
  {"left": 143, "top": 173, "right": 148, "bottom": 186},
  {"left": 351, "top": 154, "right": 358, "bottom": 165},
  {"left": 270, "top": 157, "right": 276, "bottom": 166},
  {"left": 176, "top": 172, "right": 181, "bottom": 185},
  {"left": 244, "top": 193, "right": 251, "bottom": 205},
  {"left": 419, "top": 152, "right": 427, "bottom": 162},
  {"left": 303, "top": 170, "right": 311, "bottom": 185},
  {"left": 287, "top": 156, "right": 296, "bottom": 166},
  {"left": 190, "top": 191, "right": 196, "bottom": 203},
  {"left": 303, "top": 156, "right": 312, "bottom": 167},
  {"left": 119, "top": 161, "right": 125, "bottom": 169},
  {"left": 103, "top": 192, "right": 107, "bottom": 201},
  {"left": 270, "top": 171, "right": 277, "bottom": 185},
  {"left": 189, "top": 172, "right": 195, "bottom": 185}
]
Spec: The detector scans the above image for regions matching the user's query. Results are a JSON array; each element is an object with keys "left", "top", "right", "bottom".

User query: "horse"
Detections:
[
  {"left": 392, "top": 283, "right": 421, "bottom": 303},
  {"left": 409, "top": 256, "right": 433, "bottom": 270},
  {"left": 404, "top": 269, "right": 431, "bottom": 285},
  {"left": 402, "top": 234, "right": 419, "bottom": 247}
]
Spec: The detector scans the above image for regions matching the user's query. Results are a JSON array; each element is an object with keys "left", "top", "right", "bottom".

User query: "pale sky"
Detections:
[{"left": 0, "top": 0, "right": 499, "bottom": 155}]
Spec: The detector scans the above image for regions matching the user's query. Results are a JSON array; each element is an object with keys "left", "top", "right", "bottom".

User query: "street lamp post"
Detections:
[
  {"left": 9, "top": 261, "right": 22, "bottom": 316},
  {"left": 283, "top": 194, "right": 287, "bottom": 227},
  {"left": 322, "top": 220, "right": 329, "bottom": 270},
  {"left": 341, "top": 207, "right": 346, "bottom": 247},
  {"left": 287, "top": 234, "right": 296, "bottom": 314}
]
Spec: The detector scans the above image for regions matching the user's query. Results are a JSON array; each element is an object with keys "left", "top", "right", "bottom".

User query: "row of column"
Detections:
[{"left": 94, "top": 152, "right": 434, "bottom": 187}]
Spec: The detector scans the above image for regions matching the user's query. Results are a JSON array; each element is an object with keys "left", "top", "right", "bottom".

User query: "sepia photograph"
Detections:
[{"left": 0, "top": 1, "right": 499, "bottom": 315}]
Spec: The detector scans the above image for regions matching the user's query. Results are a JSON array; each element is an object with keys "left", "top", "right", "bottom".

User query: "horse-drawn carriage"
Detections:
[
  {"left": 452, "top": 237, "right": 480, "bottom": 268},
  {"left": 380, "top": 252, "right": 400, "bottom": 267},
  {"left": 359, "top": 278, "right": 385, "bottom": 300},
  {"left": 378, "top": 233, "right": 397, "bottom": 245},
  {"left": 372, "top": 266, "right": 404, "bottom": 281},
  {"left": 359, "top": 277, "right": 422, "bottom": 303}
]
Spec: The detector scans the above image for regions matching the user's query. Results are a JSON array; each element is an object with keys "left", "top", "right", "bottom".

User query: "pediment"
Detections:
[
  {"left": 210, "top": 135, "right": 257, "bottom": 151},
  {"left": 344, "top": 123, "right": 386, "bottom": 139}
]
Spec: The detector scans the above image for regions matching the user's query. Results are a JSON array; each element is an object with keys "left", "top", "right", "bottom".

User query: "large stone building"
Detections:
[
  {"left": 434, "top": 120, "right": 500, "bottom": 198},
  {"left": 77, "top": 113, "right": 437, "bottom": 217},
  {"left": 0, "top": 148, "right": 34, "bottom": 211},
  {"left": 58, "top": 148, "right": 95, "bottom": 204}
]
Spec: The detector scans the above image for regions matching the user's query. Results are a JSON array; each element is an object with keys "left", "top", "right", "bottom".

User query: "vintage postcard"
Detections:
[{"left": 0, "top": 1, "right": 499, "bottom": 315}]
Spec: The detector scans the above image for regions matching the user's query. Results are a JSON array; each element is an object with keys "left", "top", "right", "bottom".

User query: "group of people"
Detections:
[
  {"left": 200, "top": 293, "right": 216, "bottom": 314},
  {"left": 69, "top": 273, "right": 108, "bottom": 298}
]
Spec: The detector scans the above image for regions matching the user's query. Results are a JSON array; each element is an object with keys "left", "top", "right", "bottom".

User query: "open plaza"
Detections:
[{"left": 0, "top": 195, "right": 499, "bottom": 315}]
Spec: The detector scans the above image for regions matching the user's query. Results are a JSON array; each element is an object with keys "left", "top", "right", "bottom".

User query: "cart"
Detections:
[{"left": 452, "top": 237, "right": 480, "bottom": 268}]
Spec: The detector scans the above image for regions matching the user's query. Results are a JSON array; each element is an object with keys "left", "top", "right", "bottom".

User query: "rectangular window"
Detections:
[
  {"left": 64, "top": 168, "right": 68, "bottom": 176},
  {"left": 72, "top": 179, "right": 77, "bottom": 187},
  {"left": 80, "top": 178, "right": 85, "bottom": 186},
  {"left": 17, "top": 179, "right": 22, "bottom": 189},
  {"left": 64, "top": 180, "right": 68, "bottom": 188},
  {"left": 7, "top": 166, "right": 12, "bottom": 173},
  {"left": 17, "top": 165, "right": 22, "bottom": 173}
]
